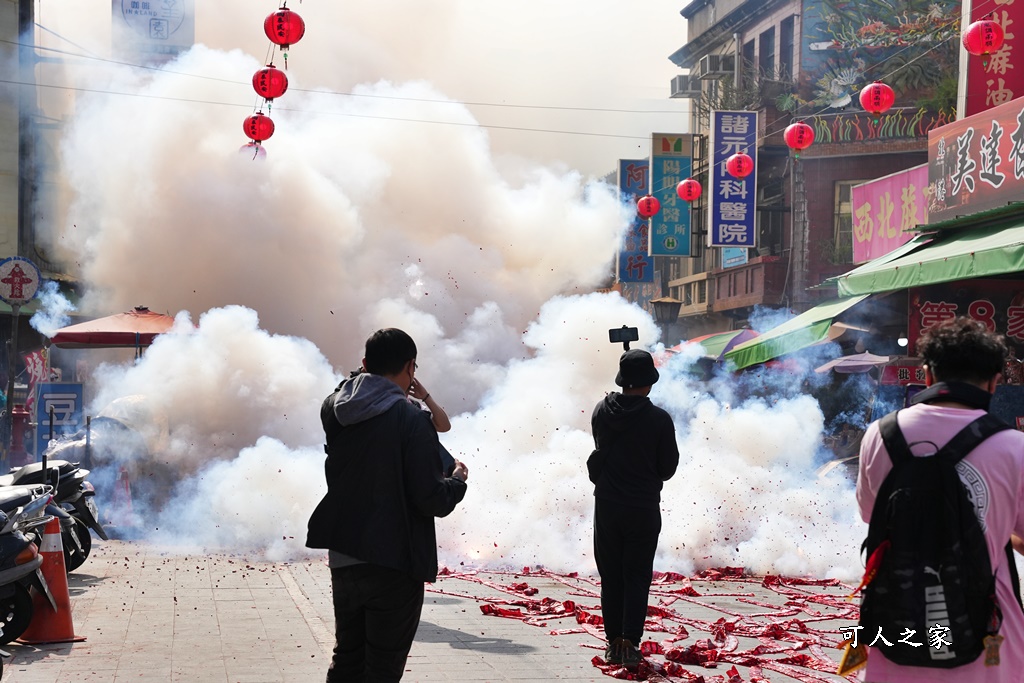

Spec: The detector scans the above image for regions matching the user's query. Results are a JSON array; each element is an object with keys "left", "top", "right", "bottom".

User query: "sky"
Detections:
[{"left": 22, "top": 1, "right": 868, "bottom": 579}]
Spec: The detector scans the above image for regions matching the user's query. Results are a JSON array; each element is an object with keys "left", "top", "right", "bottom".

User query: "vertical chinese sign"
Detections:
[
  {"left": 851, "top": 164, "right": 928, "bottom": 263},
  {"left": 617, "top": 159, "right": 653, "bottom": 283},
  {"left": 648, "top": 134, "right": 693, "bottom": 256},
  {"left": 928, "top": 96, "right": 1024, "bottom": 222},
  {"left": 708, "top": 111, "right": 758, "bottom": 249},
  {"left": 965, "top": 0, "right": 1024, "bottom": 117}
]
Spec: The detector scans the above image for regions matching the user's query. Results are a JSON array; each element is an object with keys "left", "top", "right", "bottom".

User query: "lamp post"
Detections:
[{"left": 650, "top": 296, "right": 683, "bottom": 344}]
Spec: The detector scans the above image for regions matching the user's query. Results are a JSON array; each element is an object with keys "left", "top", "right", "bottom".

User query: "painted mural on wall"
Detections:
[{"left": 793, "top": 0, "right": 960, "bottom": 127}]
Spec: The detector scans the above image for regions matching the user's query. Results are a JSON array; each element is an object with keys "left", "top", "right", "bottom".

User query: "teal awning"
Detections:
[
  {"left": 724, "top": 295, "right": 871, "bottom": 370},
  {"left": 827, "top": 221, "right": 1024, "bottom": 297}
]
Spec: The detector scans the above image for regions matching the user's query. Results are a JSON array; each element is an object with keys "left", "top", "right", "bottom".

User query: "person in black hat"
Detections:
[{"left": 589, "top": 348, "right": 679, "bottom": 671}]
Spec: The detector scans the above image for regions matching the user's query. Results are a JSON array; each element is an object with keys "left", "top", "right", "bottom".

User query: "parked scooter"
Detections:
[
  {"left": 0, "top": 460, "right": 106, "bottom": 572},
  {"left": 0, "top": 485, "right": 56, "bottom": 645}
]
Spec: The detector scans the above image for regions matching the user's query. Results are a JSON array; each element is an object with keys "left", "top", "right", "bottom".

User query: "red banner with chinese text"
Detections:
[
  {"left": 965, "top": 0, "right": 1024, "bottom": 118},
  {"left": 908, "top": 280, "right": 1024, "bottom": 353}
]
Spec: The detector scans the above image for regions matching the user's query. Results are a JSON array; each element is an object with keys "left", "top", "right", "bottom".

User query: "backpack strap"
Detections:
[
  {"left": 935, "top": 413, "right": 1010, "bottom": 464},
  {"left": 877, "top": 410, "right": 912, "bottom": 467}
]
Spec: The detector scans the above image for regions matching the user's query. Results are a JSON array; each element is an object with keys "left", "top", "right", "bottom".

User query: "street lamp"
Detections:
[{"left": 650, "top": 296, "right": 683, "bottom": 343}]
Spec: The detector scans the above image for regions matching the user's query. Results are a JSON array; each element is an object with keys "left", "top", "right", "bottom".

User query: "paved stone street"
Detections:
[{"left": 0, "top": 540, "right": 857, "bottom": 682}]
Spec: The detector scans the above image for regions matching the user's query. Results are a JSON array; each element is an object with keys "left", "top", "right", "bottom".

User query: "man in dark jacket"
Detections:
[
  {"left": 590, "top": 348, "right": 679, "bottom": 671},
  {"left": 307, "top": 328, "right": 469, "bottom": 683}
]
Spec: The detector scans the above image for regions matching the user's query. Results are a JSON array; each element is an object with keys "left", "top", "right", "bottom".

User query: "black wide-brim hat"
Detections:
[{"left": 615, "top": 349, "right": 660, "bottom": 388}]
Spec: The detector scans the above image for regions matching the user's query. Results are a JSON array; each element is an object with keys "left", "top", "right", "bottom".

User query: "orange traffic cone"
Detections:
[{"left": 17, "top": 517, "right": 85, "bottom": 644}]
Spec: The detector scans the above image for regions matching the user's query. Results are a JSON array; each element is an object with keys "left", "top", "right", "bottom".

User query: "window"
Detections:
[
  {"left": 833, "top": 181, "right": 865, "bottom": 264},
  {"left": 780, "top": 17, "right": 795, "bottom": 79},
  {"left": 742, "top": 40, "right": 755, "bottom": 88},
  {"left": 759, "top": 28, "right": 776, "bottom": 78}
]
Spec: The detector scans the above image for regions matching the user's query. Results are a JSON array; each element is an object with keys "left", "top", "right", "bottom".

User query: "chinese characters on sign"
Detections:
[
  {"left": 851, "top": 165, "right": 928, "bottom": 264},
  {"left": 708, "top": 111, "right": 758, "bottom": 249},
  {"left": 908, "top": 281, "right": 1024, "bottom": 357},
  {"left": 617, "top": 159, "right": 653, "bottom": 283},
  {"left": 929, "top": 96, "right": 1024, "bottom": 222},
  {"left": 648, "top": 134, "right": 693, "bottom": 257},
  {"left": 113, "top": 0, "right": 195, "bottom": 63},
  {"left": 34, "top": 382, "right": 84, "bottom": 458},
  {"left": 965, "top": 0, "right": 1024, "bottom": 118}
]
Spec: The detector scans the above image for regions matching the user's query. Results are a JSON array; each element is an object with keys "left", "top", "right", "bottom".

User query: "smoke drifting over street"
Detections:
[{"left": 27, "top": 2, "right": 863, "bottom": 578}]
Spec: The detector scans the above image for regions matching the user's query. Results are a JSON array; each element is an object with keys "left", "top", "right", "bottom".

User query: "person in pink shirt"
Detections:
[{"left": 856, "top": 316, "right": 1024, "bottom": 682}]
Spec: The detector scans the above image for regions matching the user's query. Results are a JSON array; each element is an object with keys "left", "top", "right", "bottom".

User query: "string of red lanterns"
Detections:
[
  {"left": 677, "top": 178, "right": 702, "bottom": 202},
  {"left": 725, "top": 153, "right": 754, "bottom": 180},
  {"left": 637, "top": 195, "right": 661, "bottom": 219},
  {"left": 963, "top": 15, "right": 1005, "bottom": 67},
  {"left": 783, "top": 121, "right": 815, "bottom": 156},
  {"left": 240, "top": 2, "right": 307, "bottom": 159}
]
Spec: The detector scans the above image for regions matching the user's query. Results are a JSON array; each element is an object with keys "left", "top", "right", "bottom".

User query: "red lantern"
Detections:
[
  {"left": 239, "top": 142, "right": 268, "bottom": 161},
  {"left": 963, "top": 18, "right": 1004, "bottom": 56},
  {"left": 243, "top": 113, "right": 275, "bottom": 142},
  {"left": 637, "top": 195, "right": 660, "bottom": 219},
  {"left": 677, "top": 178, "right": 702, "bottom": 202},
  {"left": 264, "top": 6, "right": 306, "bottom": 50},
  {"left": 783, "top": 122, "right": 815, "bottom": 151},
  {"left": 253, "top": 65, "right": 289, "bottom": 101},
  {"left": 859, "top": 81, "right": 895, "bottom": 117},
  {"left": 725, "top": 153, "right": 754, "bottom": 179}
]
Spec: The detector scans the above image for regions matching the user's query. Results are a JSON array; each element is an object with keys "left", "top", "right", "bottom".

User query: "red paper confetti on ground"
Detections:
[{"left": 429, "top": 566, "right": 859, "bottom": 682}]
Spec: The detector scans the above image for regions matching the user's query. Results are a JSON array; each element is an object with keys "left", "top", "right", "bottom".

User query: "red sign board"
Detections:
[
  {"left": 907, "top": 280, "right": 1024, "bottom": 353},
  {"left": 851, "top": 164, "right": 928, "bottom": 264},
  {"left": 0, "top": 257, "right": 41, "bottom": 306},
  {"left": 927, "top": 95, "right": 1024, "bottom": 222},
  {"left": 965, "top": 0, "right": 1024, "bottom": 118}
]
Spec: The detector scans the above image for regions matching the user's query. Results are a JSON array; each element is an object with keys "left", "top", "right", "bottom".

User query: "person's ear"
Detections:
[{"left": 923, "top": 365, "right": 934, "bottom": 387}]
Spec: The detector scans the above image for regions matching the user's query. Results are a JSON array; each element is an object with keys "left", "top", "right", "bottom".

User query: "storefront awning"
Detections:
[
  {"left": 827, "top": 221, "right": 1024, "bottom": 297},
  {"left": 723, "top": 294, "right": 871, "bottom": 370}
]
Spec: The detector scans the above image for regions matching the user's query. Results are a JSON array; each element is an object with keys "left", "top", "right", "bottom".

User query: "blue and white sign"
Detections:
[
  {"left": 35, "top": 382, "right": 84, "bottom": 457},
  {"left": 649, "top": 134, "right": 693, "bottom": 256},
  {"left": 708, "top": 111, "right": 758, "bottom": 248},
  {"left": 616, "top": 159, "right": 654, "bottom": 283},
  {"left": 721, "top": 247, "right": 750, "bottom": 268}
]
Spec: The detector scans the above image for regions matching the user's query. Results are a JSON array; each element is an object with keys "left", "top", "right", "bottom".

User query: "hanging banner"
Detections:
[
  {"left": 708, "top": 111, "right": 758, "bottom": 248},
  {"left": 648, "top": 134, "right": 693, "bottom": 256},
  {"left": 852, "top": 164, "right": 928, "bottom": 263},
  {"left": 965, "top": 0, "right": 1024, "bottom": 117},
  {"left": 928, "top": 94, "right": 1024, "bottom": 222},
  {"left": 616, "top": 159, "right": 653, "bottom": 283}
]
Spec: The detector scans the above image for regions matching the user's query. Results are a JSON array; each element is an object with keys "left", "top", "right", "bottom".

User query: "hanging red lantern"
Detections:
[
  {"left": 677, "top": 178, "right": 702, "bottom": 202},
  {"left": 783, "top": 122, "right": 815, "bottom": 151},
  {"left": 264, "top": 6, "right": 306, "bottom": 50},
  {"left": 859, "top": 81, "right": 895, "bottom": 117},
  {"left": 253, "top": 64, "right": 289, "bottom": 101},
  {"left": 243, "top": 112, "right": 275, "bottom": 142},
  {"left": 637, "top": 195, "right": 660, "bottom": 219},
  {"left": 963, "top": 18, "right": 1004, "bottom": 56},
  {"left": 239, "top": 142, "right": 268, "bottom": 160},
  {"left": 725, "top": 153, "right": 754, "bottom": 179}
]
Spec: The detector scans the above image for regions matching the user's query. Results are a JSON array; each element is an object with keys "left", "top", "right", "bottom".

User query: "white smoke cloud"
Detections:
[{"left": 26, "top": 2, "right": 867, "bottom": 580}]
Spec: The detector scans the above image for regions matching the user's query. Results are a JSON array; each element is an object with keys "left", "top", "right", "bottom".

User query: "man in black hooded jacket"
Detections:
[
  {"left": 590, "top": 348, "right": 679, "bottom": 671},
  {"left": 307, "top": 328, "right": 468, "bottom": 683}
]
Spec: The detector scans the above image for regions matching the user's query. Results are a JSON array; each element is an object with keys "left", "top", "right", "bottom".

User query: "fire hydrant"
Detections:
[{"left": 9, "top": 404, "right": 31, "bottom": 468}]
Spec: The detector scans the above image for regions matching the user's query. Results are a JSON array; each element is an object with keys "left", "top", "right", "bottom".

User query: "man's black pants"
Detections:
[
  {"left": 327, "top": 563, "right": 424, "bottom": 683},
  {"left": 593, "top": 498, "right": 662, "bottom": 644}
]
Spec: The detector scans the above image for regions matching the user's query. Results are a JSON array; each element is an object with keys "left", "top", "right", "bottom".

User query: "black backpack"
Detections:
[{"left": 859, "top": 410, "right": 1022, "bottom": 668}]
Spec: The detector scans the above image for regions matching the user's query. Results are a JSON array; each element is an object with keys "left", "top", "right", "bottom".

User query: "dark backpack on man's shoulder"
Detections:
[{"left": 859, "top": 410, "right": 1021, "bottom": 668}]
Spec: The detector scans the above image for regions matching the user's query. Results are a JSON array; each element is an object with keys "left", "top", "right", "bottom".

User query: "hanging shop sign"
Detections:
[
  {"left": 112, "top": 0, "right": 195, "bottom": 64},
  {"left": 907, "top": 279, "right": 1024, "bottom": 352},
  {"left": 648, "top": 134, "right": 693, "bottom": 257},
  {"left": 852, "top": 164, "right": 928, "bottom": 264},
  {"left": 708, "top": 111, "right": 758, "bottom": 248},
  {"left": 928, "top": 94, "right": 1024, "bottom": 222},
  {"left": 616, "top": 159, "right": 653, "bottom": 284}
]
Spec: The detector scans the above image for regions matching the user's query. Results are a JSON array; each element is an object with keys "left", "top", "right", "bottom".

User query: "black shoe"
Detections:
[
  {"left": 604, "top": 637, "right": 623, "bottom": 665},
  {"left": 619, "top": 638, "right": 642, "bottom": 672}
]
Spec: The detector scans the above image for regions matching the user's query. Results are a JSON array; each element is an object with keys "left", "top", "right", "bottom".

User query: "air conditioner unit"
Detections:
[
  {"left": 698, "top": 54, "right": 736, "bottom": 79},
  {"left": 670, "top": 74, "right": 703, "bottom": 99}
]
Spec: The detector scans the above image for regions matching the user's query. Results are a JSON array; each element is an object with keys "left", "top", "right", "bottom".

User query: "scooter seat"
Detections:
[{"left": 0, "top": 485, "right": 48, "bottom": 512}]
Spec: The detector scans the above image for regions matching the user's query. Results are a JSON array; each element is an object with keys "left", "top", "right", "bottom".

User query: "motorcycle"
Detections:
[
  {"left": 0, "top": 460, "right": 106, "bottom": 573},
  {"left": 0, "top": 485, "right": 56, "bottom": 645}
]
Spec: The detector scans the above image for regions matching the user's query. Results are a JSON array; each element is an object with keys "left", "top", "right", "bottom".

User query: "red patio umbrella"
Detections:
[{"left": 49, "top": 306, "right": 176, "bottom": 353}]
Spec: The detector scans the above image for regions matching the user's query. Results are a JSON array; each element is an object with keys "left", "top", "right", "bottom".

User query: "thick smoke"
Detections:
[{"left": 28, "top": 2, "right": 866, "bottom": 578}]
